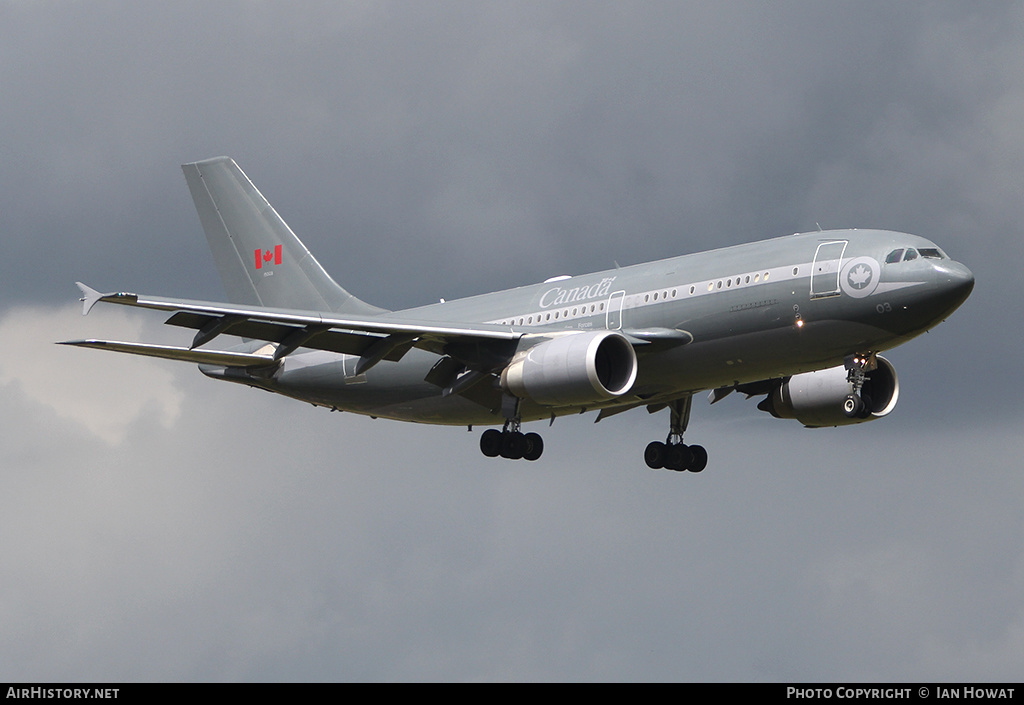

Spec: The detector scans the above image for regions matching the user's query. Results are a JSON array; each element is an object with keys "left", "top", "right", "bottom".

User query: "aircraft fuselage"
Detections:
[{"left": 220, "top": 228, "right": 972, "bottom": 426}]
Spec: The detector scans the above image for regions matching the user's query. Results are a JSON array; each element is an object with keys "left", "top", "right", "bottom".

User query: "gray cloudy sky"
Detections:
[{"left": 1, "top": 1, "right": 1022, "bottom": 682}]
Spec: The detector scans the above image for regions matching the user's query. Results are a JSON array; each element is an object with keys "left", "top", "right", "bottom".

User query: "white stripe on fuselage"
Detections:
[
  {"left": 487, "top": 258, "right": 927, "bottom": 330},
  {"left": 487, "top": 259, "right": 815, "bottom": 328}
]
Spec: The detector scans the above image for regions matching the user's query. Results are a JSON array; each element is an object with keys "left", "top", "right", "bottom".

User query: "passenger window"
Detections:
[
  {"left": 885, "top": 249, "right": 904, "bottom": 264},
  {"left": 903, "top": 249, "right": 918, "bottom": 262}
]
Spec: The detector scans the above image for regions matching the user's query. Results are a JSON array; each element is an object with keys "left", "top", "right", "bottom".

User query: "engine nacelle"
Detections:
[
  {"left": 759, "top": 355, "right": 900, "bottom": 427},
  {"left": 501, "top": 331, "right": 638, "bottom": 407}
]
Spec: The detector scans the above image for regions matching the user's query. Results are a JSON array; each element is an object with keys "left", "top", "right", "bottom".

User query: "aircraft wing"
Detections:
[{"left": 68, "top": 282, "right": 522, "bottom": 372}]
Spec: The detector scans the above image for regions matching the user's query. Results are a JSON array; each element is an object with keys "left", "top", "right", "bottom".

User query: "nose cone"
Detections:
[{"left": 933, "top": 260, "right": 975, "bottom": 316}]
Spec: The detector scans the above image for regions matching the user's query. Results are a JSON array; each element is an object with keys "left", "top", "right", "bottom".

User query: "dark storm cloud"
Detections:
[
  {"left": 1, "top": 1, "right": 1021, "bottom": 681},
  {"left": 6, "top": 2, "right": 1019, "bottom": 305}
]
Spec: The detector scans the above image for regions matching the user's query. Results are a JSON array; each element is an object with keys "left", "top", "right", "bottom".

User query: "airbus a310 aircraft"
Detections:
[{"left": 63, "top": 157, "right": 974, "bottom": 472}]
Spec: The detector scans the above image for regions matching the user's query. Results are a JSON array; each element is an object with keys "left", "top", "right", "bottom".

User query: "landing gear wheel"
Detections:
[
  {"left": 480, "top": 429, "right": 502, "bottom": 458},
  {"left": 665, "top": 443, "right": 693, "bottom": 472},
  {"left": 687, "top": 445, "right": 708, "bottom": 473},
  {"left": 857, "top": 392, "right": 873, "bottom": 419},
  {"left": 843, "top": 394, "right": 864, "bottom": 418},
  {"left": 523, "top": 433, "right": 544, "bottom": 461},
  {"left": 501, "top": 431, "right": 526, "bottom": 460},
  {"left": 644, "top": 441, "right": 667, "bottom": 469}
]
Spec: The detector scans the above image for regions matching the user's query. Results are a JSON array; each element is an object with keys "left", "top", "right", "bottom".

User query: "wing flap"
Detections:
[{"left": 164, "top": 311, "right": 391, "bottom": 357}]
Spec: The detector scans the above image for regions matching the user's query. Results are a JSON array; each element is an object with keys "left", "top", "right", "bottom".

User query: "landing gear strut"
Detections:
[
  {"left": 644, "top": 396, "right": 708, "bottom": 473},
  {"left": 479, "top": 397, "right": 544, "bottom": 461}
]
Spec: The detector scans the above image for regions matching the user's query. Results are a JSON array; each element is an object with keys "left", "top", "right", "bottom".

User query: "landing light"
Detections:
[{"left": 796, "top": 320, "right": 804, "bottom": 328}]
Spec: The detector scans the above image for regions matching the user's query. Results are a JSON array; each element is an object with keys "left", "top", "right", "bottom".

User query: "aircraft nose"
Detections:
[{"left": 933, "top": 260, "right": 975, "bottom": 314}]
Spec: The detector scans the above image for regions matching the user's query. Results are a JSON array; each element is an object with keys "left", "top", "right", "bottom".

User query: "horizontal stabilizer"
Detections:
[{"left": 58, "top": 340, "right": 277, "bottom": 368}]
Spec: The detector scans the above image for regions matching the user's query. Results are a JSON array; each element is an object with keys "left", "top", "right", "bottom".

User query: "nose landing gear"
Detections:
[{"left": 843, "top": 353, "right": 876, "bottom": 419}]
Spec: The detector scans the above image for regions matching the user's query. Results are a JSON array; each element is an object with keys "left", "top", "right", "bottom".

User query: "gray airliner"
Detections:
[{"left": 63, "top": 157, "right": 974, "bottom": 471}]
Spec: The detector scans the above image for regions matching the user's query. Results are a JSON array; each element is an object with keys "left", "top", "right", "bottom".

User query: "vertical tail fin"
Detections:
[{"left": 181, "top": 157, "right": 387, "bottom": 314}]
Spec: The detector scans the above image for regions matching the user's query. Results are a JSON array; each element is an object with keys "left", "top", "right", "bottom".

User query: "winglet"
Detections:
[
  {"left": 76, "top": 282, "right": 104, "bottom": 316},
  {"left": 74, "top": 282, "right": 138, "bottom": 315}
]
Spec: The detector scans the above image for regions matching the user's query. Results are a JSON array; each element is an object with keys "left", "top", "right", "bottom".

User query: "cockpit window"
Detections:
[{"left": 886, "top": 246, "right": 944, "bottom": 264}]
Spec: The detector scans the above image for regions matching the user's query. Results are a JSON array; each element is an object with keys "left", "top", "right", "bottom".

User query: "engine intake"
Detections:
[
  {"left": 501, "top": 331, "right": 638, "bottom": 407},
  {"left": 759, "top": 355, "right": 900, "bottom": 427}
]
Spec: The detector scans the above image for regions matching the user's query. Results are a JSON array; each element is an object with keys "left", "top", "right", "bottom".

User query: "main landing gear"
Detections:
[
  {"left": 479, "top": 421, "right": 544, "bottom": 461},
  {"left": 479, "top": 396, "right": 544, "bottom": 461},
  {"left": 643, "top": 396, "right": 708, "bottom": 473}
]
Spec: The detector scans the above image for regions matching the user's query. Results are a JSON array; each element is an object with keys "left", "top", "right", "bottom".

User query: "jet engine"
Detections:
[
  {"left": 501, "top": 331, "right": 638, "bottom": 407},
  {"left": 757, "top": 355, "right": 899, "bottom": 427}
]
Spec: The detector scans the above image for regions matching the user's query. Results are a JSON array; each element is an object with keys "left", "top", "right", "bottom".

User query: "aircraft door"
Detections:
[
  {"left": 810, "top": 240, "right": 848, "bottom": 298},
  {"left": 606, "top": 290, "right": 625, "bottom": 330}
]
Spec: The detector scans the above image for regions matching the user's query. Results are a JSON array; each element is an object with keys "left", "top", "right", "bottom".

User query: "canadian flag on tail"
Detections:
[{"left": 255, "top": 245, "right": 282, "bottom": 270}]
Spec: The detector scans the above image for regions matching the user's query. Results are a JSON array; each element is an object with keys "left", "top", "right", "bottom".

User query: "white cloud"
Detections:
[{"left": 0, "top": 305, "right": 184, "bottom": 445}]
